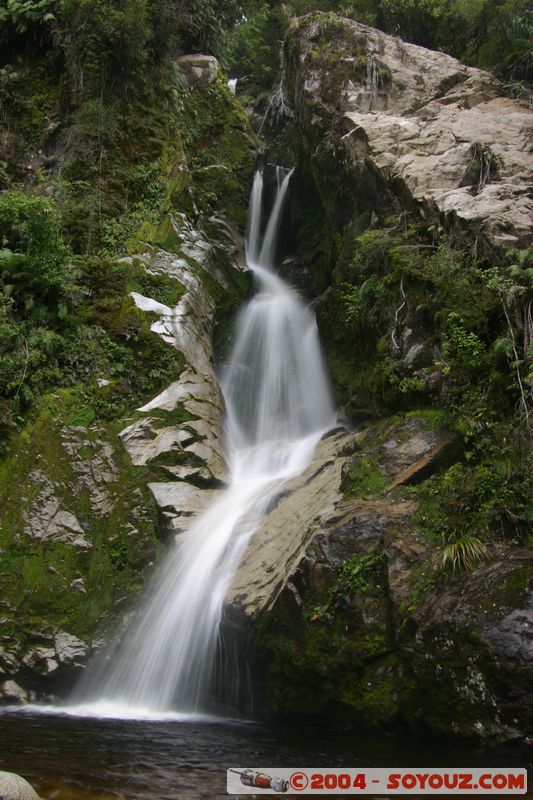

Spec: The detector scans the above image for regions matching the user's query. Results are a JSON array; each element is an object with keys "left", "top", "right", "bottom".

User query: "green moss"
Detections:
[
  {"left": 407, "top": 627, "right": 490, "bottom": 736},
  {"left": 124, "top": 258, "right": 186, "bottom": 307},
  {"left": 44, "top": 390, "right": 96, "bottom": 428},
  {"left": 480, "top": 563, "right": 532, "bottom": 611},
  {"left": 254, "top": 605, "right": 406, "bottom": 729},
  {"left": 0, "top": 59, "right": 62, "bottom": 176},
  {"left": 403, "top": 408, "right": 448, "bottom": 427},
  {"left": 148, "top": 405, "right": 197, "bottom": 430},
  {"left": 306, "top": 552, "right": 387, "bottom": 638},
  {"left": 401, "top": 564, "right": 441, "bottom": 616},
  {"left": 151, "top": 214, "right": 182, "bottom": 253},
  {"left": 338, "top": 656, "right": 402, "bottom": 725},
  {"left": 343, "top": 455, "right": 388, "bottom": 498}
]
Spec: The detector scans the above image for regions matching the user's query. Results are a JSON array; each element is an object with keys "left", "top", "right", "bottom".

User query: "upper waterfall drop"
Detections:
[
  {"left": 69, "top": 168, "right": 335, "bottom": 717},
  {"left": 223, "top": 168, "right": 334, "bottom": 455}
]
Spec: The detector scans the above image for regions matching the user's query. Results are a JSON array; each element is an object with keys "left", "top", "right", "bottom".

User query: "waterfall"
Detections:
[{"left": 70, "top": 168, "right": 334, "bottom": 717}]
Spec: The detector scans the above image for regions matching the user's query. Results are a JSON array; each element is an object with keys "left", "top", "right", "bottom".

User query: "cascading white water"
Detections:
[{"left": 70, "top": 167, "right": 335, "bottom": 717}]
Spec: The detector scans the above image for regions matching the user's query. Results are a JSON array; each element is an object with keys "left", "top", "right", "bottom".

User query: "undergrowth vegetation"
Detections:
[
  {"left": 306, "top": 551, "right": 385, "bottom": 619},
  {"left": 318, "top": 216, "right": 533, "bottom": 571},
  {"left": 0, "top": 0, "right": 256, "bottom": 652}
]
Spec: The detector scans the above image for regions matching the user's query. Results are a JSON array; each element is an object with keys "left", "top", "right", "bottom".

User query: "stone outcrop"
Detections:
[
  {"left": 110, "top": 210, "right": 253, "bottom": 542},
  {"left": 176, "top": 55, "right": 219, "bottom": 89},
  {"left": 241, "top": 414, "right": 532, "bottom": 742},
  {"left": 227, "top": 427, "right": 352, "bottom": 616},
  {"left": 118, "top": 214, "right": 243, "bottom": 481},
  {"left": 285, "top": 13, "right": 533, "bottom": 256},
  {"left": 0, "top": 680, "right": 28, "bottom": 704},
  {"left": 406, "top": 549, "right": 533, "bottom": 740},
  {"left": 228, "top": 415, "right": 456, "bottom": 617}
]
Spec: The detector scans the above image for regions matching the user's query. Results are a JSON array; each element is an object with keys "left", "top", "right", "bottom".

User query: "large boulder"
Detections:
[
  {"left": 176, "top": 55, "right": 219, "bottom": 89},
  {"left": 405, "top": 549, "right": 533, "bottom": 740},
  {"left": 0, "top": 772, "right": 42, "bottom": 800}
]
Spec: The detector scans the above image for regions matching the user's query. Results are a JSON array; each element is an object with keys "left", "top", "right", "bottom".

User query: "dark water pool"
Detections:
[{"left": 0, "top": 709, "right": 530, "bottom": 799}]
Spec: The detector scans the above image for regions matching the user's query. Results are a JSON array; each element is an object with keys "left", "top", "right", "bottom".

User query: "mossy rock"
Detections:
[{"left": 0, "top": 394, "right": 163, "bottom": 652}]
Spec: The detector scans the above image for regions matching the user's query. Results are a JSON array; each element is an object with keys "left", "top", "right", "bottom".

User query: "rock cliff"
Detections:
[
  {"left": 285, "top": 13, "right": 533, "bottom": 257},
  {"left": 244, "top": 414, "right": 532, "bottom": 742},
  {"left": 227, "top": 14, "right": 533, "bottom": 743}
]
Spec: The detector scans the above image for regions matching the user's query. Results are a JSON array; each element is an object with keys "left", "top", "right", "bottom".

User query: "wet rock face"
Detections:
[
  {"left": 227, "top": 427, "right": 351, "bottom": 616},
  {"left": 20, "top": 630, "right": 87, "bottom": 677},
  {"left": 228, "top": 414, "right": 454, "bottom": 618},
  {"left": 286, "top": 14, "right": 533, "bottom": 255},
  {"left": 0, "top": 680, "right": 28, "bottom": 704},
  {"left": 0, "top": 628, "right": 88, "bottom": 696},
  {"left": 243, "top": 414, "right": 532, "bottom": 742},
  {"left": 21, "top": 429, "right": 119, "bottom": 550}
]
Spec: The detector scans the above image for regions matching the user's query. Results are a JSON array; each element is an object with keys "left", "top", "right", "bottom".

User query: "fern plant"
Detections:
[{"left": 439, "top": 532, "right": 487, "bottom": 573}]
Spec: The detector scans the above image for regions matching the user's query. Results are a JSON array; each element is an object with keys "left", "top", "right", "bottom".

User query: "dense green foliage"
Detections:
[
  {"left": 0, "top": 0, "right": 256, "bottom": 658},
  {"left": 0, "top": 0, "right": 254, "bottom": 446},
  {"left": 0, "top": 189, "right": 186, "bottom": 445},
  {"left": 0, "top": 0, "right": 244, "bottom": 61},
  {"left": 0, "top": 399, "right": 161, "bottom": 643}
]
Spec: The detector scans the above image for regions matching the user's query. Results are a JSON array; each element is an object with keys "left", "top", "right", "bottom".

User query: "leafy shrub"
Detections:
[
  {"left": 441, "top": 312, "right": 486, "bottom": 371},
  {"left": 414, "top": 444, "right": 532, "bottom": 570},
  {"left": 225, "top": 2, "right": 288, "bottom": 95},
  {"left": 59, "top": 0, "right": 152, "bottom": 97}
]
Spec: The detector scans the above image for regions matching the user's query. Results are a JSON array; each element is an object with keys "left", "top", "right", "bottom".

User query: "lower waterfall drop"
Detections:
[{"left": 71, "top": 167, "right": 335, "bottom": 716}]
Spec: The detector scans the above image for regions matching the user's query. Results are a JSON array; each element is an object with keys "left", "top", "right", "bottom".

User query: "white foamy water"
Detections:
[
  {"left": 0, "top": 701, "right": 219, "bottom": 723},
  {"left": 63, "top": 167, "right": 334, "bottom": 717}
]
